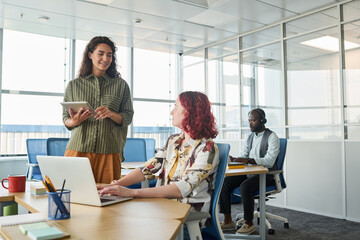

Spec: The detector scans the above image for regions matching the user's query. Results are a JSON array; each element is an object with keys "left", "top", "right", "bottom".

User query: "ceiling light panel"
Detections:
[
  {"left": 186, "top": 9, "right": 238, "bottom": 27},
  {"left": 301, "top": 36, "right": 360, "bottom": 52},
  {"left": 109, "top": 0, "right": 205, "bottom": 21}
]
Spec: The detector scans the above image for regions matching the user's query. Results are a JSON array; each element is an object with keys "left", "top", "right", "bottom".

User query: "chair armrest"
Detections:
[
  {"left": 268, "top": 170, "right": 283, "bottom": 175},
  {"left": 268, "top": 170, "right": 283, "bottom": 192},
  {"left": 185, "top": 211, "right": 211, "bottom": 222},
  {"left": 27, "top": 163, "right": 39, "bottom": 167}
]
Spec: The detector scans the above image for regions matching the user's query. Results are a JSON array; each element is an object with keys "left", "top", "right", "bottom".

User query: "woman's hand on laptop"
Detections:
[
  {"left": 98, "top": 185, "right": 134, "bottom": 198},
  {"left": 96, "top": 184, "right": 109, "bottom": 190},
  {"left": 96, "top": 179, "right": 121, "bottom": 190}
]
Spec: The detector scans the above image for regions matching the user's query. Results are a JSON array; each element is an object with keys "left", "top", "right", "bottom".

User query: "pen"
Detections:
[{"left": 55, "top": 179, "right": 66, "bottom": 218}]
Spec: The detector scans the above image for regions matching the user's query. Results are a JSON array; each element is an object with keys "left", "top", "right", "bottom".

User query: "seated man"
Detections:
[{"left": 219, "top": 108, "right": 280, "bottom": 234}]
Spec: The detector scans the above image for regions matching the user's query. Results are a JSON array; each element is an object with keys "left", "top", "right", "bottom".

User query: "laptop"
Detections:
[{"left": 37, "top": 156, "right": 131, "bottom": 207}]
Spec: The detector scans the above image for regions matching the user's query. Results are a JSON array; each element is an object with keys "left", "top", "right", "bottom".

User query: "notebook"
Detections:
[
  {"left": 37, "top": 156, "right": 131, "bottom": 207},
  {"left": 0, "top": 219, "right": 70, "bottom": 240},
  {"left": 227, "top": 162, "right": 246, "bottom": 169}
]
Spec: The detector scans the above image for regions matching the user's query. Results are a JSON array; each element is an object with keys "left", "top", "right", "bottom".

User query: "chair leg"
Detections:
[
  {"left": 265, "top": 212, "right": 288, "bottom": 224},
  {"left": 184, "top": 220, "right": 203, "bottom": 240},
  {"left": 27, "top": 166, "right": 34, "bottom": 180},
  {"left": 235, "top": 213, "right": 244, "bottom": 222}
]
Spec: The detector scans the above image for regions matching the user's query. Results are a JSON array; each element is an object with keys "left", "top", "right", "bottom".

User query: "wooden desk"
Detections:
[
  {"left": 224, "top": 165, "right": 269, "bottom": 240},
  {"left": 0, "top": 184, "right": 190, "bottom": 240}
]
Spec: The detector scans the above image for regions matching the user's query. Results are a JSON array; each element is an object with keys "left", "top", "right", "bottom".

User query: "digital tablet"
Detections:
[{"left": 60, "top": 101, "right": 94, "bottom": 113}]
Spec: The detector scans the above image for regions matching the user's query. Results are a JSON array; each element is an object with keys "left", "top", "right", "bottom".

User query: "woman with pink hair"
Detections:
[{"left": 98, "top": 91, "right": 219, "bottom": 214}]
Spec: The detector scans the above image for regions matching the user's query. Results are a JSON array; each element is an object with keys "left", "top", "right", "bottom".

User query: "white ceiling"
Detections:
[{"left": 0, "top": 0, "right": 347, "bottom": 54}]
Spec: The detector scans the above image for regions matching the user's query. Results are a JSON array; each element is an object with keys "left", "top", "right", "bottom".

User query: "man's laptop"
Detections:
[{"left": 37, "top": 156, "right": 131, "bottom": 207}]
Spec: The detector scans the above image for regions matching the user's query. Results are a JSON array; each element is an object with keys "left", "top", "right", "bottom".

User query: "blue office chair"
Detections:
[
  {"left": 144, "top": 138, "right": 156, "bottom": 160},
  {"left": 184, "top": 143, "right": 230, "bottom": 240},
  {"left": 123, "top": 138, "right": 147, "bottom": 162},
  {"left": 123, "top": 138, "right": 156, "bottom": 188},
  {"left": 234, "top": 138, "right": 288, "bottom": 235},
  {"left": 26, "top": 139, "right": 47, "bottom": 180},
  {"left": 46, "top": 138, "right": 69, "bottom": 156}
]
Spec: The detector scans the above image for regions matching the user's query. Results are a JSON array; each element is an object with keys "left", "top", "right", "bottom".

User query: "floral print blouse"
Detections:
[{"left": 140, "top": 133, "right": 219, "bottom": 213}]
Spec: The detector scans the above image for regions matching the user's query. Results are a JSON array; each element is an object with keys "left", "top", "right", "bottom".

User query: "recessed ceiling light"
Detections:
[
  {"left": 301, "top": 36, "right": 360, "bottom": 52},
  {"left": 38, "top": 16, "right": 50, "bottom": 23}
]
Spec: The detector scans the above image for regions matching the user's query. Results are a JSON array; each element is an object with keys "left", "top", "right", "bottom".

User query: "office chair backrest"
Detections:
[
  {"left": 277, "top": 138, "right": 287, "bottom": 189},
  {"left": 47, "top": 138, "right": 70, "bottom": 156},
  {"left": 144, "top": 138, "right": 156, "bottom": 160},
  {"left": 26, "top": 139, "right": 47, "bottom": 180},
  {"left": 123, "top": 138, "right": 147, "bottom": 162},
  {"left": 203, "top": 143, "right": 230, "bottom": 239}
]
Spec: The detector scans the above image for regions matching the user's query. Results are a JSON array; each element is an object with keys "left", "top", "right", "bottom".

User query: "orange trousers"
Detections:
[{"left": 65, "top": 149, "right": 121, "bottom": 184}]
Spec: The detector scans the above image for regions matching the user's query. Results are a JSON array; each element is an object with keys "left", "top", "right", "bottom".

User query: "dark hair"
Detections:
[
  {"left": 249, "top": 108, "right": 267, "bottom": 124},
  {"left": 178, "top": 91, "right": 218, "bottom": 139},
  {"left": 78, "top": 36, "right": 120, "bottom": 78}
]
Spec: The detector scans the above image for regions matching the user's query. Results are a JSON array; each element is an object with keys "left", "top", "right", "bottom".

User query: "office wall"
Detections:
[
  {"left": 345, "top": 141, "right": 360, "bottom": 222},
  {"left": 278, "top": 141, "right": 344, "bottom": 219},
  {"left": 0, "top": 157, "right": 27, "bottom": 180}
]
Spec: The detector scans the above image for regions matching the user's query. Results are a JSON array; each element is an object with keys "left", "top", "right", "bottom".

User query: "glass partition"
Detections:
[{"left": 240, "top": 42, "right": 283, "bottom": 128}]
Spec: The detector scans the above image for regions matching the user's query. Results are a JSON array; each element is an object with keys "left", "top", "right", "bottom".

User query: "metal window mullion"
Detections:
[
  {"left": 129, "top": 47, "right": 134, "bottom": 137},
  {"left": 281, "top": 23, "right": 289, "bottom": 139},
  {"left": 337, "top": 3, "right": 347, "bottom": 220},
  {"left": 281, "top": 22, "right": 289, "bottom": 208},
  {"left": 69, "top": 39, "right": 76, "bottom": 83},
  {"left": 217, "top": 58, "right": 224, "bottom": 139},
  {"left": 238, "top": 36, "right": 244, "bottom": 145},
  {"left": 178, "top": 53, "right": 183, "bottom": 94},
  {"left": 205, "top": 48, "right": 208, "bottom": 95}
]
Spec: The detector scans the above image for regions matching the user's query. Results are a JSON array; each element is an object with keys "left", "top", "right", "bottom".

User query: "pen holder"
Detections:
[{"left": 48, "top": 189, "right": 71, "bottom": 220}]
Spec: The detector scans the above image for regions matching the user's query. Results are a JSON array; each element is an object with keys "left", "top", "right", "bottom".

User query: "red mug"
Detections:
[{"left": 1, "top": 175, "right": 26, "bottom": 192}]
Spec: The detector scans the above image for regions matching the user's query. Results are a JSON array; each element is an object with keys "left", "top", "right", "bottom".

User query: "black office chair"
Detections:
[{"left": 234, "top": 138, "right": 289, "bottom": 235}]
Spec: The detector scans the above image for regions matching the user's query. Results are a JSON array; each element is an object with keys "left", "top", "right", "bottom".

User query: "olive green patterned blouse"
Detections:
[{"left": 62, "top": 74, "right": 134, "bottom": 155}]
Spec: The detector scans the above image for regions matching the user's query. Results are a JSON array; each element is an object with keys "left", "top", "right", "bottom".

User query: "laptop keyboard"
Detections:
[{"left": 100, "top": 195, "right": 119, "bottom": 203}]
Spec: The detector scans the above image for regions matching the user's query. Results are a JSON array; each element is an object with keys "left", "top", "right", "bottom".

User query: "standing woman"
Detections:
[{"left": 63, "top": 36, "right": 134, "bottom": 184}]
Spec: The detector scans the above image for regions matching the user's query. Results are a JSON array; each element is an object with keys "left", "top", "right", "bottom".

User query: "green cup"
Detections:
[{"left": 3, "top": 203, "right": 18, "bottom": 216}]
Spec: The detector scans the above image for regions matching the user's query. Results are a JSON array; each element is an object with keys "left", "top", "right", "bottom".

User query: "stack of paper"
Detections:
[
  {"left": 30, "top": 182, "right": 47, "bottom": 196},
  {"left": 19, "top": 222, "right": 64, "bottom": 240},
  {"left": 27, "top": 227, "right": 63, "bottom": 240}
]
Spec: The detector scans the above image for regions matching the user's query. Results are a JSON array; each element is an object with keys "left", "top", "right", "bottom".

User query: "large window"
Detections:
[
  {"left": 133, "top": 49, "right": 177, "bottom": 147},
  {"left": 1, "top": 30, "right": 70, "bottom": 154},
  {"left": 2, "top": 30, "right": 69, "bottom": 93},
  {"left": 286, "top": 28, "right": 341, "bottom": 139},
  {"left": 240, "top": 41, "right": 283, "bottom": 138}
]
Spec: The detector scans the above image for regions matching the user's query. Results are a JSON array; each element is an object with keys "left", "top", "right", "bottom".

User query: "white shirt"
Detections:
[{"left": 239, "top": 130, "right": 280, "bottom": 169}]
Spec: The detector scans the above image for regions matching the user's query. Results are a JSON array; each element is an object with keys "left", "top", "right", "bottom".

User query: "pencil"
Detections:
[{"left": 44, "top": 175, "right": 56, "bottom": 192}]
